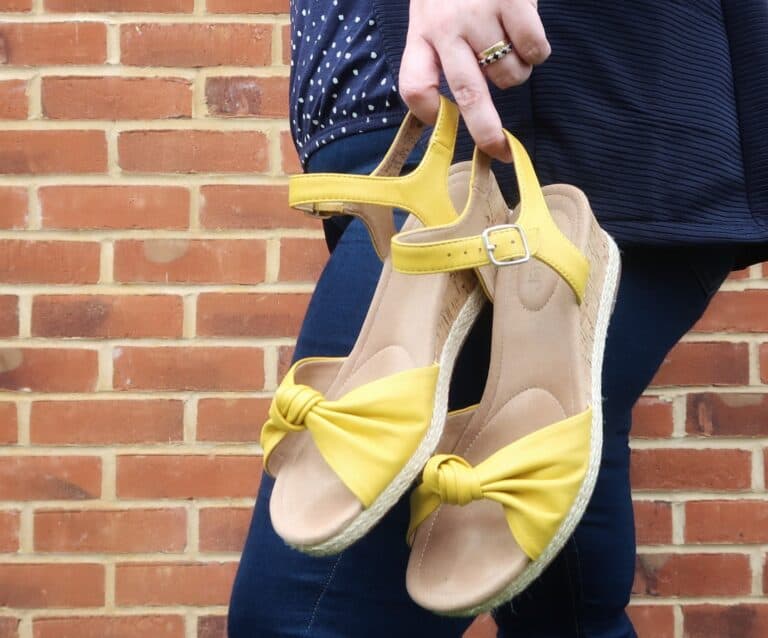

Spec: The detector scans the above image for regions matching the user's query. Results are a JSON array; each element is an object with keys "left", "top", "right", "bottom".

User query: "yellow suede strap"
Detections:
[
  {"left": 288, "top": 97, "right": 461, "bottom": 259},
  {"left": 408, "top": 407, "right": 591, "bottom": 560},
  {"left": 391, "top": 131, "right": 589, "bottom": 302},
  {"left": 261, "top": 360, "right": 440, "bottom": 508}
]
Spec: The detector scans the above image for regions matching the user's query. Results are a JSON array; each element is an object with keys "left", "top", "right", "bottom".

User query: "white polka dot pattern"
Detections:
[{"left": 290, "top": 1, "right": 407, "bottom": 165}]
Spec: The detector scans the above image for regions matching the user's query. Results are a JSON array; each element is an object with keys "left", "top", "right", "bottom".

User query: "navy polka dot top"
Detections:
[{"left": 289, "top": 1, "right": 407, "bottom": 165}]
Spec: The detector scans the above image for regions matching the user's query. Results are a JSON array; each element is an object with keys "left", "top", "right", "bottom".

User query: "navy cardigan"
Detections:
[{"left": 372, "top": 0, "right": 768, "bottom": 267}]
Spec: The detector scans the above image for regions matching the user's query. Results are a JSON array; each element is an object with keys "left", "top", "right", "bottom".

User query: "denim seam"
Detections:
[
  {"left": 304, "top": 553, "right": 343, "bottom": 635},
  {"left": 564, "top": 538, "right": 584, "bottom": 638}
]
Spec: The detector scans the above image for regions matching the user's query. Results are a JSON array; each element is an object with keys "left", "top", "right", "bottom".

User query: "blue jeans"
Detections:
[{"left": 227, "top": 130, "right": 736, "bottom": 638}]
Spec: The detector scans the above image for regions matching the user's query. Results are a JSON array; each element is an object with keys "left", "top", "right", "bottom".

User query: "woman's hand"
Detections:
[{"left": 399, "top": 0, "right": 550, "bottom": 160}]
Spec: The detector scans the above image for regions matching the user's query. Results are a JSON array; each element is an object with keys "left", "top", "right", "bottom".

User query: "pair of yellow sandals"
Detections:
[{"left": 261, "top": 97, "right": 621, "bottom": 616}]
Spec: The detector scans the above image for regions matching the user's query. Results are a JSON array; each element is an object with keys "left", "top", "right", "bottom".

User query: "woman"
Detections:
[{"left": 228, "top": 1, "right": 768, "bottom": 636}]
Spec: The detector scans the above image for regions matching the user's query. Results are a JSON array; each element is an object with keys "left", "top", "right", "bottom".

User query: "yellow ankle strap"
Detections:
[
  {"left": 288, "top": 97, "right": 461, "bottom": 259},
  {"left": 391, "top": 132, "right": 589, "bottom": 303}
]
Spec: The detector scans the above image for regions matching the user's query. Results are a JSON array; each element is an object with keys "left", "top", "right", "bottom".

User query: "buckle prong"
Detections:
[
  {"left": 481, "top": 223, "right": 530, "bottom": 267},
  {"left": 303, "top": 202, "right": 345, "bottom": 220}
]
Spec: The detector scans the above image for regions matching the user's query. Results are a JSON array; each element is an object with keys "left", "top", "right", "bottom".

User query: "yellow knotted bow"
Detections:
[
  {"left": 408, "top": 408, "right": 593, "bottom": 560},
  {"left": 261, "top": 358, "right": 441, "bottom": 508}
]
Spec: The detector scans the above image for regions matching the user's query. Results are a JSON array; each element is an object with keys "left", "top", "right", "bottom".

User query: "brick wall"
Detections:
[{"left": 0, "top": 4, "right": 765, "bottom": 638}]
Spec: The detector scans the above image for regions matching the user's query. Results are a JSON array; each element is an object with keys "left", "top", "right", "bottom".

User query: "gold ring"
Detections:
[{"left": 477, "top": 40, "right": 513, "bottom": 68}]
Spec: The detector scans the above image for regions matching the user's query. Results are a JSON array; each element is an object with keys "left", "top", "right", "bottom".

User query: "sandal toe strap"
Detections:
[
  {"left": 262, "top": 361, "right": 441, "bottom": 508},
  {"left": 408, "top": 407, "right": 592, "bottom": 560}
]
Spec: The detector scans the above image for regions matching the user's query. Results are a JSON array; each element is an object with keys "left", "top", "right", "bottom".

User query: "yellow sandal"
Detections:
[
  {"left": 261, "top": 98, "right": 506, "bottom": 555},
  {"left": 401, "top": 131, "right": 621, "bottom": 615}
]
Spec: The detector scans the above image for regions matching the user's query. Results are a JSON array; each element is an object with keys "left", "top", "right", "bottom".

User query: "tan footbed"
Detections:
[
  {"left": 269, "top": 161, "right": 504, "bottom": 553},
  {"left": 406, "top": 181, "right": 619, "bottom": 615}
]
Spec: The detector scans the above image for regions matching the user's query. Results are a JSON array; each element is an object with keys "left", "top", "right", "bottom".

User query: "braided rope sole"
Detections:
[
  {"left": 441, "top": 226, "right": 622, "bottom": 618},
  {"left": 291, "top": 286, "right": 487, "bottom": 557}
]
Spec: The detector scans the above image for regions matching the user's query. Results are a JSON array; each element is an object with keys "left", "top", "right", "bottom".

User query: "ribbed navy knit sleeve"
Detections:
[{"left": 372, "top": 0, "right": 768, "bottom": 267}]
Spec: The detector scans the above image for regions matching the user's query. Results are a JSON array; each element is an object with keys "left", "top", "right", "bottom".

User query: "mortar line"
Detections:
[
  {"left": 16, "top": 398, "right": 30, "bottom": 446},
  {"left": 183, "top": 292, "right": 198, "bottom": 339},
  {"left": 17, "top": 293, "right": 32, "bottom": 339},
  {"left": 673, "top": 605, "right": 683, "bottom": 638}
]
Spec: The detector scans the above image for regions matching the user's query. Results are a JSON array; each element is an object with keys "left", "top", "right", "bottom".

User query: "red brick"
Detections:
[
  {"left": 34, "top": 615, "right": 184, "bottom": 638},
  {"left": 119, "top": 130, "right": 268, "bottom": 174},
  {"left": 0, "top": 455, "right": 100, "bottom": 500},
  {"left": 0, "top": 617, "right": 18, "bottom": 638},
  {"left": 0, "top": 348, "right": 98, "bottom": 392},
  {"left": 0, "top": 511, "right": 20, "bottom": 552},
  {"left": 0, "top": 131, "right": 107, "bottom": 174},
  {"left": 31, "top": 399, "right": 184, "bottom": 445},
  {"left": 40, "top": 185, "right": 189, "bottom": 230},
  {"left": 121, "top": 24, "right": 270, "bottom": 67},
  {"left": 0, "top": 80, "right": 27, "bottom": 119},
  {"left": 0, "top": 23, "right": 106, "bottom": 65},
  {"left": 280, "top": 129, "right": 301, "bottom": 174},
  {"left": 651, "top": 342, "right": 749, "bottom": 387},
  {"left": 633, "top": 553, "right": 750, "bottom": 597},
  {"left": 630, "top": 449, "right": 751, "bottom": 491},
  {"left": 32, "top": 294, "right": 183, "bottom": 338},
  {"left": 0, "top": 402, "right": 16, "bottom": 444},
  {"left": 197, "top": 397, "right": 268, "bottom": 442},
  {"left": 205, "top": 76, "right": 288, "bottom": 118},
  {"left": 0, "top": 187, "right": 27, "bottom": 228},
  {"left": 464, "top": 614, "right": 497, "bottom": 638},
  {"left": 0, "top": 296, "right": 18, "bottom": 337},
  {"left": 46, "top": 0, "right": 191, "bottom": 10},
  {"left": 42, "top": 76, "right": 192, "bottom": 120},
  {"left": 694, "top": 290, "right": 768, "bottom": 332},
  {"left": 116, "top": 562, "right": 237, "bottom": 606},
  {"left": 0, "top": 240, "right": 99, "bottom": 283},
  {"left": 200, "top": 184, "right": 316, "bottom": 229},
  {"left": 199, "top": 507, "right": 252, "bottom": 552},
  {"left": 117, "top": 454, "right": 261, "bottom": 498},
  {"left": 686, "top": 500, "right": 768, "bottom": 544},
  {"left": 686, "top": 392, "right": 768, "bottom": 437},
  {"left": 633, "top": 500, "right": 672, "bottom": 545},
  {"left": 631, "top": 396, "right": 673, "bottom": 438},
  {"left": 206, "top": 0, "right": 287, "bottom": 12},
  {"left": 198, "top": 616, "right": 226, "bottom": 638},
  {"left": 765, "top": 555, "right": 768, "bottom": 593},
  {"left": 278, "top": 344, "right": 294, "bottom": 378},
  {"left": 684, "top": 604, "right": 768, "bottom": 638},
  {"left": 0, "top": 564, "right": 103, "bottom": 608},
  {"left": 114, "top": 239, "right": 265, "bottom": 284},
  {"left": 627, "top": 605, "right": 674, "bottom": 638},
  {"left": 197, "top": 293, "right": 310, "bottom": 337},
  {"left": 728, "top": 267, "right": 751, "bottom": 281},
  {"left": 279, "top": 237, "right": 327, "bottom": 281},
  {"left": 0, "top": 0, "right": 30, "bottom": 10},
  {"left": 114, "top": 346, "right": 264, "bottom": 391},
  {"left": 760, "top": 344, "right": 768, "bottom": 383},
  {"left": 35, "top": 508, "right": 186, "bottom": 553}
]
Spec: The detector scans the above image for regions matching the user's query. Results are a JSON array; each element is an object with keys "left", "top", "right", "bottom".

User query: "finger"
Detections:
[
  {"left": 484, "top": 47, "right": 532, "bottom": 90},
  {"left": 466, "top": 23, "right": 532, "bottom": 90},
  {"left": 500, "top": 0, "right": 551, "bottom": 66},
  {"left": 433, "top": 37, "right": 508, "bottom": 160},
  {"left": 399, "top": 35, "right": 442, "bottom": 125}
]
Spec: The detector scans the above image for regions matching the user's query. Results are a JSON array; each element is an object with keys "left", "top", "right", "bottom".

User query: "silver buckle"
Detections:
[{"left": 481, "top": 223, "right": 530, "bottom": 267}]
